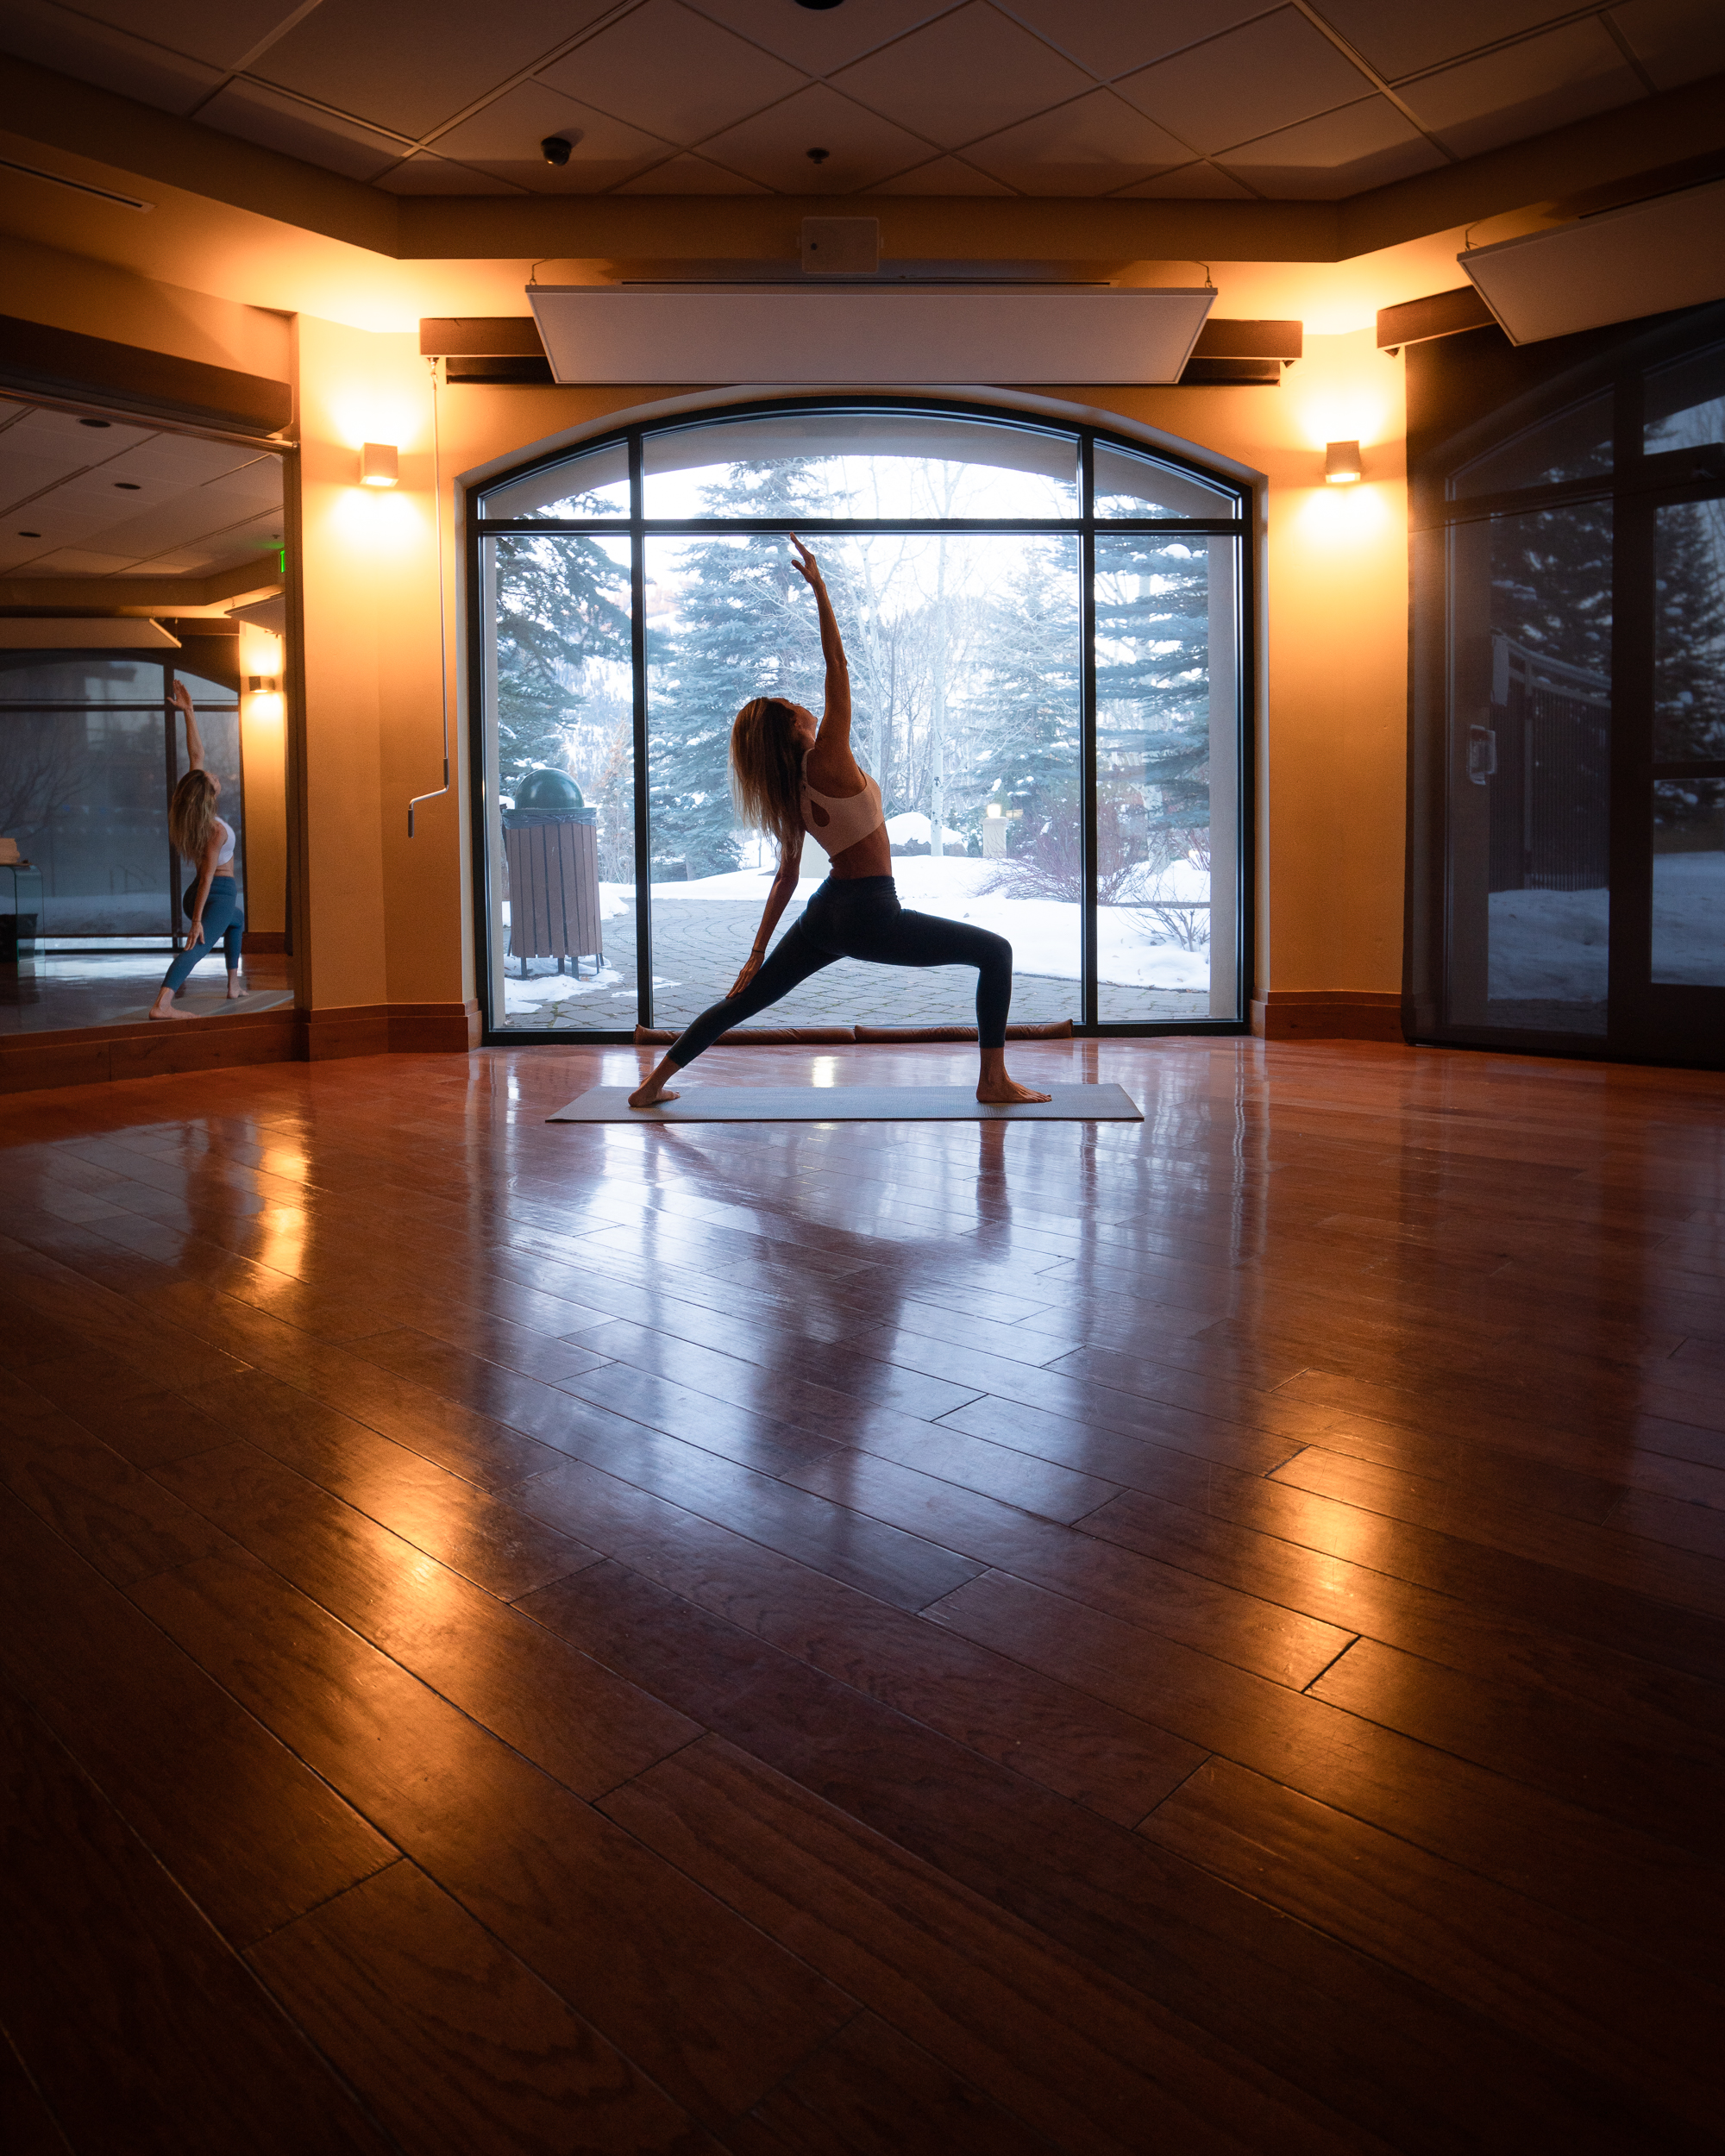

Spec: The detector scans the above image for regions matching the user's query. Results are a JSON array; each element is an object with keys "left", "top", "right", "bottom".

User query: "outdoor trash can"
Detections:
[{"left": 502, "top": 771, "right": 603, "bottom": 977}]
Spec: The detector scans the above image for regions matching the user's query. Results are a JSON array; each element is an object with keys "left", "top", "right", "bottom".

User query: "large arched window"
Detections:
[{"left": 470, "top": 398, "right": 1250, "bottom": 1039}]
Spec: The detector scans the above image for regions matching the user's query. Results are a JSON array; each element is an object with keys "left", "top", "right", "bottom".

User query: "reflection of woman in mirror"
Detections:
[
  {"left": 148, "top": 681, "right": 246, "bottom": 1020},
  {"left": 630, "top": 536, "right": 1049, "bottom": 1109}
]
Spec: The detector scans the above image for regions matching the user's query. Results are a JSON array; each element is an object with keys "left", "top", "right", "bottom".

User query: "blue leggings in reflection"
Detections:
[
  {"left": 162, "top": 876, "right": 244, "bottom": 992},
  {"left": 668, "top": 874, "right": 1013, "bottom": 1068}
]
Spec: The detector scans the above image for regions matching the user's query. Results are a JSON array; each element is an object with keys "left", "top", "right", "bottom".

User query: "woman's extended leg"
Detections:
[
  {"left": 223, "top": 911, "right": 245, "bottom": 999},
  {"left": 630, "top": 919, "right": 838, "bottom": 1106},
  {"left": 830, "top": 904, "right": 1050, "bottom": 1103},
  {"left": 149, "top": 881, "right": 242, "bottom": 1019}
]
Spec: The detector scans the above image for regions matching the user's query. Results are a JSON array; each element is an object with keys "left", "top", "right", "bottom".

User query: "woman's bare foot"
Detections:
[
  {"left": 226, "top": 976, "right": 247, "bottom": 1000},
  {"left": 976, "top": 1049, "right": 1051, "bottom": 1105},
  {"left": 147, "top": 994, "right": 198, "bottom": 1021},
  {"left": 629, "top": 1051, "right": 681, "bottom": 1109}
]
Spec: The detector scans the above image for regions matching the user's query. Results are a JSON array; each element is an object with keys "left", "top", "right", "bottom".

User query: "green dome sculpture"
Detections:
[{"left": 514, "top": 768, "right": 585, "bottom": 811}]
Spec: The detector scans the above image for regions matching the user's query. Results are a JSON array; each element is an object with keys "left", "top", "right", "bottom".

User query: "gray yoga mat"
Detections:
[{"left": 548, "top": 1083, "right": 1143, "bottom": 1125}]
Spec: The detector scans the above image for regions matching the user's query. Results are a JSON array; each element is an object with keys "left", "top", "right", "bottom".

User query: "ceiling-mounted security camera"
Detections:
[{"left": 541, "top": 135, "right": 577, "bottom": 166}]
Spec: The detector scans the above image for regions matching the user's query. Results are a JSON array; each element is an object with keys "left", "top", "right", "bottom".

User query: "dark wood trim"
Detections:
[
  {"left": 241, "top": 931, "right": 288, "bottom": 955},
  {"left": 0, "top": 1000, "right": 480, "bottom": 1094},
  {"left": 0, "top": 313, "right": 292, "bottom": 436},
  {"left": 0, "top": 1007, "right": 298, "bottom": 1095},
  {"left": 1251, "top": 991, "right": 1406, "bottom": 1042},
  {"left": 1377, "top": 287, "right": 1496, "bottom": 352}
]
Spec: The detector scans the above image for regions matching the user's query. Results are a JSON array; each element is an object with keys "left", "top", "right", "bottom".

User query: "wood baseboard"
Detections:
[
  {"left": 0, "top": 1007, "right": 298, "bottom": 1095},
  {"left": 0, "top": 999, "right": 481, "bottom": 1094},
  {"left": 300, "top": 1000, "right": 480, "bottom": 1060},
  {"left": 1251, "top": 991, "right": 1407, "bottom": 1043}
]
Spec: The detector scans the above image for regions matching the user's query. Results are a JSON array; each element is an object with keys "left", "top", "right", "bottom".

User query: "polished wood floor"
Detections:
[{"left": 2, "top": 1037, "right": 1722, "bottom": 2153}]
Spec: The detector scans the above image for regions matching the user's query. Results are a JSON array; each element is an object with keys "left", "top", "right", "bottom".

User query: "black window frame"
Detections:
[{"left": 466, "top": 393, "right": 1256, "bottom": 1044}]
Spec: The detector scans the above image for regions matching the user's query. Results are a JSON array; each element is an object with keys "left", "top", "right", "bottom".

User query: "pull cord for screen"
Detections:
[{"left": 408, "top": 354, "right": 450, "bottom": 837}]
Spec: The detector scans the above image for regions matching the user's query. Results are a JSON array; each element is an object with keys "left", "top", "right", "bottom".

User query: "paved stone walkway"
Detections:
[{"left": 499, "top": 899, "right": 1208, "bottom": 1031}]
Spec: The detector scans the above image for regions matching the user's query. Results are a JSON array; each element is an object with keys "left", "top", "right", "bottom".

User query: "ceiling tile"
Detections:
[
  {"left": 963, "top": 88, "right": 1190, "bottom": 195},
  {"left": 199, "top": 78, "right": 405, "bottom": 179},
  {"left": 1113, "top": 7, "right": 1374, "bottom": 155},
  {"left": 59, "top": 0, "right": 310, "bottom": 72},
  {"left": 1302, "top": 1, "right": 1586, "bottom": 85},
  {"left": 1399, "top": 19, "right": 1645, "bottom": 160},
  {"left": 869, "top": 154, "right": 1015, "bottom": 193},
  {"left": 0, "top": 0, "right": 223, "bottom": 117},
  {"left": 992, "top": 0, "right": 1276, "bottom": 82},
  {"left": 1217, "top": 94, "right": 1446, "bottom": 196},
  {"left": 831, "top": 2, "right": 1091, "bottom": 151},
  {"left": 1112, "top": 159, "right": 1258, "bottom": 198},
  {"left": 32, "top": 550, "right": 141, "bottom": 573},
  {"left": 680, "top": 0, "right": 960, "bottom": 75},
  {"left": 252, "top": 0, "right": 612, "bottom": 139},
  {"left": 696, "top": 84, "right": 937, "bottom": 193},
  {"left": 1609, "top": 0, "right": 1725, "bottom": 92},
  {"left": 430, "top": 82, "right": 671, "bottom": 192},
  {"left": 540, "top": 1, "right": 806, "bottom": 147},
  {"left": 373, "top": 153, "right": 525, "bottom": 194},
  {"left": 612, "top": 152, "right": 770, "bottom": 193}
]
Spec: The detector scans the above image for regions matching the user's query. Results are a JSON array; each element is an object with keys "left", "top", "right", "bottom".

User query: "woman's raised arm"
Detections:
[
  {"left": 169, "top": 680, "right": 207, "bottom": 771},
  {"left": 790, "top": 537, "right": 852, "bottom": 761}
]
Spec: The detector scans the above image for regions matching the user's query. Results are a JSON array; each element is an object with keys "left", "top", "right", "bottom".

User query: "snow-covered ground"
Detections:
[
  {"left": 500, "top": 852, "right": 1216, "bottom": 1016},
  {"left": 1486, "top": 855, "right": 1724, "bottom": 1000},
  {"left": 638, "top": 852, "right": 1211, "bottom": 987}
]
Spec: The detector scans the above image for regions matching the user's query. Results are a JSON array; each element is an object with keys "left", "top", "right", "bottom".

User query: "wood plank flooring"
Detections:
[{"left": 2, "top": 1036, "right": 1722, "bottom": 2153}]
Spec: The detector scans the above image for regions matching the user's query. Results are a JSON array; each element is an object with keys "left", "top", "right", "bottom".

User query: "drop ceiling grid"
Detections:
[
  {"left": 0, "top": 409, "right": 283, "bottom": 580},
  {"left": 1, "top": 0, "right": 1718, "bottom": 196}
]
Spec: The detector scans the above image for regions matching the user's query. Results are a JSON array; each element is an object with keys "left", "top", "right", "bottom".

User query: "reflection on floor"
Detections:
[{"left": 0, "top": 948, "right": 292, "bottom": 1034}]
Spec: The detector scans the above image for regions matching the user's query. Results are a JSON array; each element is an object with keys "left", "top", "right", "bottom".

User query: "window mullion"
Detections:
[
  {"left": 1080, "top": 434, "right": 1098, "bottom": 1033},
  {"left": 629, "top": 431, "right": 653, "bottom": 1032}
]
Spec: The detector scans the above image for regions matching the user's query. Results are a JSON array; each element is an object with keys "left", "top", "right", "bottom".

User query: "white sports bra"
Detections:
[
  {"left": 800, "top": 768, "right": 885, "bottom": 858},
  {"left": 212, "top": 816, "right": 235, "bottom": 868}
]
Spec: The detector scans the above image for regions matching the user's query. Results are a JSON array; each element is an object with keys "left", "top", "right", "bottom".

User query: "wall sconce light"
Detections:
[
  {"left": 986, "top": 802, "right": 1002, "bottom": 818},
  {"left": 360, "top": 442, "right": 399, "bottom": 488},
  {"left": 247, "top": 674, "right": 279, "bottom": 693},
  {"left": 1324, "top": 440, "right": 1363, "bottom": 484}
]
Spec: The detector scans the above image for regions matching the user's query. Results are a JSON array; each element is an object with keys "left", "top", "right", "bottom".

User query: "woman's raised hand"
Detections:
[
  {"left": 789, "top": 535, "right": 824, "bottom": 590},
  {"left": 168, "top": 681, "right": 193, "bottom": 718}
]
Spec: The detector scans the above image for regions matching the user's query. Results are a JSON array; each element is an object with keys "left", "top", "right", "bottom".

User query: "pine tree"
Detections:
[
  {"left": 1653, "top": 498, "right": 1725, "bottom": 759},
  {"left": 1093, "top": 536, "right": 1215, "bottom": 868},
  {"left": 646, "top": 462, "right": 831, "bottom": 875},
  {"left": 491, "top": 532, "right": 630, "bottom": 797}
]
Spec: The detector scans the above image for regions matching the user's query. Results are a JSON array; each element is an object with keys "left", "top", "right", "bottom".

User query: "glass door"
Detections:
[{"left": 1410, "top": 304, "right": 1725, "bottom": 1067}]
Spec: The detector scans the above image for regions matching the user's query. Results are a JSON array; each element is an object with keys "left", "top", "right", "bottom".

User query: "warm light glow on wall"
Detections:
[
  {"left": 1291, "top": 478, "right": 1396, "bottom": 547},
  {"left": 330, "top": 483, "right": 424, "bottom": 548},
  {"left": 329, "top": 387, "right": 424, "bottom": 460},
  {"left": 1289, "top": 330, "right": 1400, "bottom": 460}
]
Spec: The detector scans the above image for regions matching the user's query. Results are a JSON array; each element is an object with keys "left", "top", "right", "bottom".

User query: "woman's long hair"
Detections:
[
  {"left": 168, "top": 768, "right": 218, "bottom": 866},
  {"left": 730, "top": 697, "right": 805, "bottom": 850}
]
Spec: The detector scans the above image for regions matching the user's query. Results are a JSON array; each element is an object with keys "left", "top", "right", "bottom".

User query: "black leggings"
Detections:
[{"left": 668, "top": 874, "right": 1013, "bottom": 1068}]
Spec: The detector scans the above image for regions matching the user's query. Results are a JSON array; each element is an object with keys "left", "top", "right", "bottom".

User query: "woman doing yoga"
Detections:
[
  {"left": 630, "top": 538, "right": 1050, "bottom": 1109},
  {"left": 148, "top": 681, "right": 247, "bottom": 1020}
]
